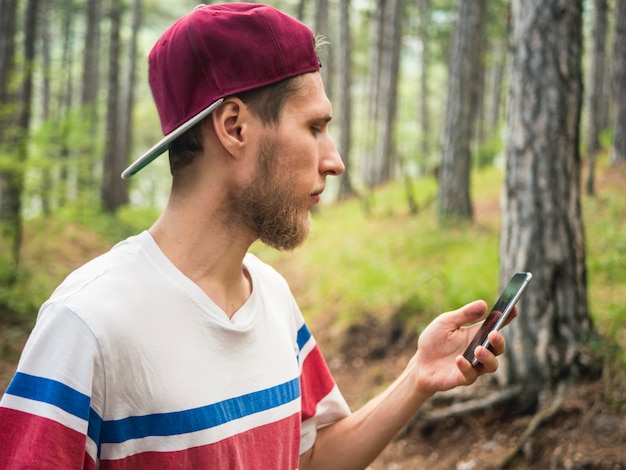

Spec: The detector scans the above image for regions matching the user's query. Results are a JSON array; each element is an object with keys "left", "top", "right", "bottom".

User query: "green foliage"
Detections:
[
  {"left": 474, "top": 131, "right": 504, "bottom": 168},
  {"left": 585, "top": 181, "right": 626, "bottom": 339},
  {"left": 50, "top": 204, "right": 160, "bottom": 244}
]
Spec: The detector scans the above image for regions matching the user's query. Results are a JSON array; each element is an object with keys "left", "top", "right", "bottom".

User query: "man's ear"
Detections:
[{"left": 210, "top": 98, "right": 249, "bottom": 156}]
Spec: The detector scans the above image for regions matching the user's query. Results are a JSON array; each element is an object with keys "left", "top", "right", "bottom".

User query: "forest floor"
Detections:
[
  {"left": 323, "top": 327, "right": 626, "bottom": 469},
  {"left": 1, "top": 163, "right": 625, "bottom": 469}
]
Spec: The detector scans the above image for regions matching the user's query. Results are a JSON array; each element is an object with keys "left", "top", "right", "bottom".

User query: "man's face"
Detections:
[{"left": 227, "top": 72, "right": 345, "bottom": 250}]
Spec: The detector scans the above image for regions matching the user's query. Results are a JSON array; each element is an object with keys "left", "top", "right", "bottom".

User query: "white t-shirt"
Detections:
[{"left": 0, "top": 231, "right": 350, "bottom": 469}]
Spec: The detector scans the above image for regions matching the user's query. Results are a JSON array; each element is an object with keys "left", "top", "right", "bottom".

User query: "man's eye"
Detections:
[{"left": 311, "top": 126, "right": 321, "bottom": 134}]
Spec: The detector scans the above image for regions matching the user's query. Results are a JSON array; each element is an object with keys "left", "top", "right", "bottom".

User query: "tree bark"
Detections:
[
  {"left": 438, "top": 0, "right": 485, "bottom": 222},
  {"left": 56, "top": 2, "right": 76, "bottom": 209},
  {"left": 585, "top": 0, "right": 608, "bottom": 196},
  {"left": 314, "top": 0, "right": 332, "bottom": 100},
  {"left": 0, "top": 0, "right": 21, "bottom": 273},
  {"left": 101, "top": 0, "right": 126, "bottom": 213},
  {"left": 417, "top": 0, "right": 430, "bottom": 160},
  {"left": 486, "top": 42, "right": 506, "bottom": 138},
  {"left": 115, "top": 0, "right": 140, "bottom": 208},
  {"left": 366, "top": 0, "right": 403, "bottom": 188},
  {"left": 40, "top": 0, "right": 52, "bottom": 216},
  {"left": 500, "top": 0, "right": 593, "bottom": 407},
  {"left": 610, "top": 0, "right": 626, "bottom": 164},
  {"left": 79, "top": 0, "right": 102, "bottom": 196},
  {"left": 337, "top": 0, "right": 355, "bottom": 200}
]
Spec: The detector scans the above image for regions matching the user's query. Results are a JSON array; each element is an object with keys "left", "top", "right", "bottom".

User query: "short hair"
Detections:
[{"left": 168, "top": 75, "right": 303, "bottom": 176}]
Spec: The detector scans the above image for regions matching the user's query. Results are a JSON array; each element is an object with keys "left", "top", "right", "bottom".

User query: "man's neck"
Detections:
[{"left": 149, "top": 205, "right": 255, "bottom": 319}]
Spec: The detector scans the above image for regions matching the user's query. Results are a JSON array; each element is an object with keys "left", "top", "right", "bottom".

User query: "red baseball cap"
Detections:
[{"left": 122, "top": 3, "right": 320, "bottom": 179}]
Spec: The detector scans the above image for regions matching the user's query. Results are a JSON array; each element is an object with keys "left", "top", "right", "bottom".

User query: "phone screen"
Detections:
[{"left": 462, "top": 272, "right": 532, "bottom": 367}]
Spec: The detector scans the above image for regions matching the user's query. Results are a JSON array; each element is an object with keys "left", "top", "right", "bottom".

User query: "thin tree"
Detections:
[
  {"left": 0, "top": 0, "right": 39, "bottom": 272},
  {"left": 314, "top": 0, "right": 332, "bottom": 100},
  {"left": 500, "top": 0, "right": 594, "bottom": 409},
  {"left": 337, "top": 0, "right": 356, "bottom": 200},
  {"left": 55, "top": 1, "right": 76, "bottom": 209},
  {"left": 79, "top": 0, "right": 102, "bottom": 198},
  {"left": 585, "top": 0, "right": 608, "bottom": 196},
  {"left": 116, "top": 0, "right": 141, "bottom": 208},
  {"left": 0, "top": 0, "right": 20, "bottom": 260},
  {"left": 610, "top": 0, "right": 626, "bottom": 164},
  {"left": 438, "top": 0, "right": 485, "bottom": 222},
  {"left": 39, "top": 0, "right": 53, "bottom": 216},
  {"left": 365, "top": 0, "right": 403, "bottom": 188},
  {"left": 417, "top": 0, "right": 430, "bottom": 160},
  {"left": 101, "top": 0, "right": 126, "bottom": 213}
]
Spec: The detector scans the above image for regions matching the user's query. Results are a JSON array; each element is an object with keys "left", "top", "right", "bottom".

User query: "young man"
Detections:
[{"left": 0, "top": 4, "right": 510, "bottom": 469}]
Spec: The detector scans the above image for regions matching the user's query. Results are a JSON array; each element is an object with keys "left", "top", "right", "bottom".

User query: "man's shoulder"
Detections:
[{"left": 47, "top": 232, "right": 153, "bottom": 305}]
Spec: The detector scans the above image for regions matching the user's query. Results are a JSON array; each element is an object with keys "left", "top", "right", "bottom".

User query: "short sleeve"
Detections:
[{"left": 0, "top": 302, "right": 104, "bottom": 468}]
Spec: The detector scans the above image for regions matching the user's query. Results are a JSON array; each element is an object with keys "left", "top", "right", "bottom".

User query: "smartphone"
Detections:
[{"left": 462, "top": 272, "right": 533, "bottom": 367}]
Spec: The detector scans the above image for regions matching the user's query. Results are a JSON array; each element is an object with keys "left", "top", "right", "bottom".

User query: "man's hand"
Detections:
[
  {"left": 299, "top": 300, "right": 516, "bottom": 470},
  {"left": 412, "top": 300, "right": 515, "bottom": 395}
]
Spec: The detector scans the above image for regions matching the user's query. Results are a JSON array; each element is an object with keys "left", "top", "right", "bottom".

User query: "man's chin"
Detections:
[{"left": 260, "top": 223, "right": 310, "bottom": 252}]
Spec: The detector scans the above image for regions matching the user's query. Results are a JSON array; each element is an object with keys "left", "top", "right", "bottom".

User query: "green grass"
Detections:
[{"left": 584, "top": 183, "right": 626, "bottom": 338}]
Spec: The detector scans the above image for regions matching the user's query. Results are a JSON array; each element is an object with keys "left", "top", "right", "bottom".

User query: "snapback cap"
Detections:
[{"left": 122, "top": 3, "right": 320, "bottom": 179}]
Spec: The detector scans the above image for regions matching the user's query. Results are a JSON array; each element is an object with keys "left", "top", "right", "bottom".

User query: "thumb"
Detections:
[{"left": 445, "top": 300, "right": 488, "bottom": 328}]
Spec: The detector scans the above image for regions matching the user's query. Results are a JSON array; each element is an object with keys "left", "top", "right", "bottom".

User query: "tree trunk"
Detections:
[
  {"left": 417, "top": 0, "right": 430, "bottom": 160},
  {"left": 11, "top": 0, "right": 40, "bottom": 268},
  {"left": 438, "top": 0, "right": 484, "bottom": 222},
  {"left": 40, "top": 0, "right": 52, "bottom": 216},
  {"left": 367, "top": 0, "right": 403, "bottom": 187},
  {"left": 486, "top": 42, "right": 506, "bottom": 138},
  {"left": 0, "top": 0, "right": 20, "bottom": 274},
  {"left": 115, "top": 0, "right": 140, "bottom": 208},
  {"left": 0, "top": 0, "right": 18, "bottom": 106},
  {"left": 610, "top": 0, "right": 626, "bottom": 164},
  {"left": 585, "top": 0, "right": 608, "bottom": 196},
  {"left": 500, "top": 0, "right": 593, "bottom": 408},
  {"left": 56, "top": 2, "right": 75, "bottom": 209},
  {"left": 101, "top": 0, "right": 126, "bottom": 213},
  {"left": 337, "top": 0, "right": 355, "bottom": 200},
  {"left": 79, "top": 0, "right": 102, "bottom": 198},
  {"left": 296, "top": 0, "right": 307, "bottom": 21},
  {"left": 314, "top": 0, "right": 332, "bottom": 101},
  {"left": 363, "top": 2, "right": 383, "bottom": 188}
]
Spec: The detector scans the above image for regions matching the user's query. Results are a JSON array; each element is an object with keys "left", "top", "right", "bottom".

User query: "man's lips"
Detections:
[{"left": 311, "top": 187, "right": 324, "bottom": 204}]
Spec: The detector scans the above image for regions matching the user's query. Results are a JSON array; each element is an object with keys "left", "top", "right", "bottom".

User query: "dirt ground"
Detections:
[{"left": 325, "top": 332, "right": 626, "bottom": 470}]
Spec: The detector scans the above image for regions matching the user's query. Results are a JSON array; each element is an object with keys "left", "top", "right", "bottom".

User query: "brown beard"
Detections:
[{"left": 226, "top": 137, "right": 311, "bottom": 251}]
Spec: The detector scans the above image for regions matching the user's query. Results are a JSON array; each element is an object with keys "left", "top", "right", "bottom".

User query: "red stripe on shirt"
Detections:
[
  {"left": 100, "top": 413, "right": 300, "bottom": 470},
  {"left": 0, "top": 407, "right": 95, "bottom": 470},
  {"left": 300, "top": 344, "right": 336, "bottom": 421}
]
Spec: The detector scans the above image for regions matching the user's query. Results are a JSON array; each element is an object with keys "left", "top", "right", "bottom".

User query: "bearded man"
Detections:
[{"left": 0, "top": 4, "right": 509, "bottom": 469}]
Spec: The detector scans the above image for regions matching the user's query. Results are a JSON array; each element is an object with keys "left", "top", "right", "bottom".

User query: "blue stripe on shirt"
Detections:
[
  {"left": 296, "top": 323, "right": 311, "bottom": 351},
  {"left": 100, "top": 377, "right": 301, "bottom": 444},
  {"left": 7, "top": 372, "right": 301, "bottom": 446},
  {"left": 7, "top": 372, "right": 91, "bottom": 421}
]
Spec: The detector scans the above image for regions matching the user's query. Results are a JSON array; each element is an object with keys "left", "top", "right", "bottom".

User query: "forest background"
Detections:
[{"left": 0, "top": 0, "right": 625, "bottom": 468}]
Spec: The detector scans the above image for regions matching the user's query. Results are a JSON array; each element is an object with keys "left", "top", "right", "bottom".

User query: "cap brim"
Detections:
[{"left": 121, "top": 98, "right": 225, "bottom": 179}]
